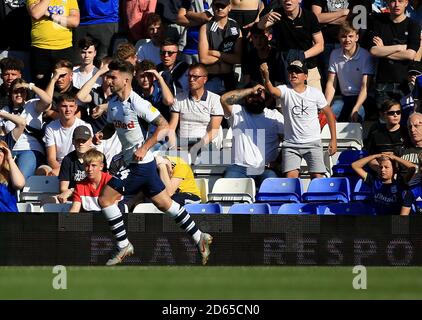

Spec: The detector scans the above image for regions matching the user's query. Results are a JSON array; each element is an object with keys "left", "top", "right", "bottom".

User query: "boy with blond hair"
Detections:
[{"left": 69, "top": 149, "right": 113, "bottom": 213}]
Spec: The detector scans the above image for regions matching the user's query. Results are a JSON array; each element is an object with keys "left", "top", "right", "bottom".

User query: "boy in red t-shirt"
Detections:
[{"left": 70, "top": 149, "right": 112, "bottom": 213}]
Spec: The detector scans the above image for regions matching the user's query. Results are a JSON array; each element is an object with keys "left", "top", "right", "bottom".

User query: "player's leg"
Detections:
[
  {"left": 151, "top": 190, "right": 213, "bottom": 265},
  {"left": 98, "top": 180, "right": 133, "bottom": 265},
  {"left": 143, "top": 160, "right": 213, "bottom": 265}
]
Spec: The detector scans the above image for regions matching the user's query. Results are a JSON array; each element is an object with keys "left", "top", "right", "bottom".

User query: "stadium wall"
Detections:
[{"left": 1, "top": 213, "right": 422, "bottom": 266}]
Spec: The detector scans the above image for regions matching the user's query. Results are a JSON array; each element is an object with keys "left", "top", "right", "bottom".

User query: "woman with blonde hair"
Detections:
[{"left": 0, "top": 141, "right": 25, "bottom": 212}]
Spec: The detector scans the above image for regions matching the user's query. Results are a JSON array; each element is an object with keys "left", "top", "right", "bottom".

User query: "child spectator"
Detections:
[
  {"left": 69, "top": 148, "right": 113, "bottom": 213},
  {"left": 352, "top": 153, "right": 416, "bottom": 215}
]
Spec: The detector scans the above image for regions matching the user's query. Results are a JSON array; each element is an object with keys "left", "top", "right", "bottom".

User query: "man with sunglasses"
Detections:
[
  {"left": 157, "top": 39, "right": 190, "bottom": 95},
  {"left": 169, "top": 63, "right": 224, "bottom": 162}
]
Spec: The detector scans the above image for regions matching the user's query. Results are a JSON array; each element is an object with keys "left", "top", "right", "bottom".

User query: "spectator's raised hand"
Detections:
[
  {"left": 373, "top": 36, "right": 384, "bottom": 47},
  {"left": 93, "top": 131, "right": 103, "bottom": 145},
  {"left": 259, "top": 10, "right": 282, "bottom": 29},
  {"left": 144, "top": 69, "right": 161, "bottom": 80}
]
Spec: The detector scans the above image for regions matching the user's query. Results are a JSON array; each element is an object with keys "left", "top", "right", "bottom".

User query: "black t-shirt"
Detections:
[
  {"left": 155, "top": 0, "right": 183, "bottom": 24},
  {"left": 206, "top": 18, "right": 241, "bottom": 54},
  {"left": 242, "top": 46, "right": 279, "bottom": 83},
  {"left": 364, "top": 124, "right": 410, "bottom": 156},
  {"left": 371, "top": 13, "right": 421, "bottom": 84},
  {"left": 310, "top": 0, "right": 349, "bottom": 44},
  {"left": 59, "top": 150, "right": 108, "bottom": 189},
  {"left": 0, "top": 1, "right": 31, "bottom": 51},
  {"left": 270, "top": 8, "right": 322, "bottom": 69}
]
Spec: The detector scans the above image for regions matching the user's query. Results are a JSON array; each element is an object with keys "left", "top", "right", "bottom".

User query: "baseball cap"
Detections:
[
  {"left": 408, "top": 61, "right": 422, "bottom": 76},
  {"left": 287, "top": 60, "right": 308, "bottom": 74},
  {"left": 73, "top": 125, "right": 92, "bottom": 141},
  {"left": 213, "top": 0, "right": 230, "bottom": 6}
]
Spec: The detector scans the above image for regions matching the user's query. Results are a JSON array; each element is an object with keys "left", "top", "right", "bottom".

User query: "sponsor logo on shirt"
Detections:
[{"left": 114, "top": 120, "right": 135, "bottom": 129}]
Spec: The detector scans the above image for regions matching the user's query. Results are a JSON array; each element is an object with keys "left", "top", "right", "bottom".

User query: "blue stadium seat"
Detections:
[
  {"left": 275, "top": 203, "right": 320, "bottom": 214},
  {"left": 332, "top": 150, "right": 368, "bottom": 176},
  {"left": 350, "top": 178, "right": 371, "bottom": 202},
  {"left": 320, "top": 203, "right": 376, "bottom": 215},
  {"left": 185, "top": 203, "right": 223, "bottom": 214},
  {"left": 302, "top": 177, "right": 350, "bottom": 203},
  {"left": 228, "top": 203, "right": 272, "bottom": 214},
  {"left": 256, "top": 178, "right": 303, "bottom": 203}
]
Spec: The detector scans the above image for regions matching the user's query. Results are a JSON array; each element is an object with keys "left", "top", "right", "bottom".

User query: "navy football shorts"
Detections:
[{"left": 107, "top": 160, "right": 165, "bottom": 198}]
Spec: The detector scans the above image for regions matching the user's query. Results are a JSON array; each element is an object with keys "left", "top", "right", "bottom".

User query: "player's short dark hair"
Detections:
[
  {"left": 54, "top": 59, "right": 73, "bottom": 71},
  {"left": 78, "top": 35, "right": 99, "bottom": 50},
  {"left": 135, "top": 60, "right": 156, "bottom": 73},
  {"left": 0, "top": 57, "right": 24, "bottom": 73},
  {"left": 189, "top": 63, "right": 208, "bottom": 77},
  {"left": 380, "top": 99, "right": 401, "bottom": 113},
  {"left": 57, "top": 92, "right": 77, "bottom": 105},
  {"left": 109, "top": 59, "right": 135, "bottom": 76}
]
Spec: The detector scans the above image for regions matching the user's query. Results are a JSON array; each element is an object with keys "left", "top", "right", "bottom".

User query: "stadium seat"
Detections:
[
  {"left": 195, "top": 178, "right": 209, "bottom": 203},
  {"left": 132, "top": 203, "right": 163, "bottom": 213},
  {"left": 276, "top": 203, "right": 320, "bottom": 214},
  {"left": 256, "top": 178, "right": 302, "bottom": 203},
  {"left": 185, "top": 203, "right": 223, "bottom": 214},
  {"left": 332, "top": 150, "right": 368, "bottom": 176},
  {"left": 320, "top": 203, "right": 376, "bottom": 215},
  {"left": 20, "top": 176, "right": 60, "bottom": 203},
  {"left": 302, "top": 177, "right": 350, "bottom": 203},
  {"left": 208, "top": 178, "right": 256, "bottom": 203},
  {"left": 350, "top": 178, "right": 371, "bottom": 202},
  {"left": 321, "top": 122, "right": 363, "bottom": 150},
  {"left": 228, "top": 203, "right": 272, "bottom": 214},
  {"left": 39, "top": 203, "right": 72, "bottom": 213},
  {"left": 17, "top": 202, "right": 34, "bottom": 213}
]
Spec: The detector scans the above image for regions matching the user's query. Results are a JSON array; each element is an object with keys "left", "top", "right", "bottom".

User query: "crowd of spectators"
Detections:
[{"left": 1, "top": 0, "right": 422, "bottom": 215}]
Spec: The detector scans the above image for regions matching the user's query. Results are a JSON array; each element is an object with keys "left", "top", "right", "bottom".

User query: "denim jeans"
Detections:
[
  {"left": 331, "top": 95, "right": 366, "bottom": 122},
  {"left": 13, "top": 150, "right": 45, "bottom": 180},
  {"left": 223, "top": 164, "right": 278, "bottom": 188}
]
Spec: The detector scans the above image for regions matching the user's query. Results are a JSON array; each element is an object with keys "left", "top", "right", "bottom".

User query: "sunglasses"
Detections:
[
  {"left": 213, "top": 3, "right": 228, "bottom": 9},
  {"left": 160, "top": 50, "right": 177, "bottom": 56},
  {"left": 385, "top": 110, "right": 401, "bottom": 116},
  {"left": 12, "top": 88, "right": 26, "bottom": 94},
  {"left": 188, "top": 74, "right": 206, "bottom": 80}
]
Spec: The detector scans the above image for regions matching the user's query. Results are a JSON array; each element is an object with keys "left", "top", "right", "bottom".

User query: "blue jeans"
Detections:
[
  {"left": 13, "top": 150, "right": 45, "bottom": 180},
  {"left": 223, "top": 164, "right": 278, "bottom": 188},
  {"left": 331, "top": 96, "right": 366, "bottom": 122}
]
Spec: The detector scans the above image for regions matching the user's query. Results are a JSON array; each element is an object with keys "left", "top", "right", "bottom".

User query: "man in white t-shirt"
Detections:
[
  {"left": 220, "top": 82, "right": 284, "bottom": 186},
  {"left": 261, "top": 60, "right": 337, "bottom": 178},
  {"left": 73, "top": 36, "right": 102, "bottom": 89},
  {"left": 42, "top": 93, "right": 93, "bottom": 176}
]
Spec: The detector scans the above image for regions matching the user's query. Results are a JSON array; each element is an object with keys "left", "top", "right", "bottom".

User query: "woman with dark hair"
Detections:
[
  {"left": 352, "top": 153, "right": 416, "bottom": 215},
  {"left": 364, "top": 99, "right": 411, "bottom": 156},
  {"left": 0, "top": 141, "right": 25, "bottom": 212},
  {"left": 0, "top": 78, "right": 52, "bottom": 179}
]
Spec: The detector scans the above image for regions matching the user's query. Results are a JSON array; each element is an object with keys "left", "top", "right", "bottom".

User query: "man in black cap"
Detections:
[
  {"left": 261, "top": 60, "right": 337, "bottom": 178},
  {"left": 401, "top": 61, "right": 422, "bottom": 125},
  {"left": 55, "top": 125, "right": 106, "bottom": 204}
]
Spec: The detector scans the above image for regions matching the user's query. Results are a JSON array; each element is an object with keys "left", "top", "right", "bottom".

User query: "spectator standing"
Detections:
[
  {"left": 257, "top": 0, "right": 324, "bottom": 90},
  {"left": 136, "top": 13, "right": 166, "bottom": 66},
  {"left": 72, "top": 36, "right": 102, "bottom": 90},
  {"left": 73, "top": 0, "right": 119, "bottom": 61},
  {"left": 325, "top": 21, "right": 375, "bottom": 122},
  {"left": 261, "top": 60, "right": 337, "bottom": 178},
  {"left": 27, "top": 0, "right": 80, "bottom": 89},
  {"left": 123, "top": 0, "right": 156, "bottom": 42},
  {"left": 370, "top": 0, "right": 421, "bottom": 110},
  {"left": 199, "top": 0, "right": 242, "bottom": 94},
  {"left": 0, "top": 57, "right": 25, "bottom": 109}
]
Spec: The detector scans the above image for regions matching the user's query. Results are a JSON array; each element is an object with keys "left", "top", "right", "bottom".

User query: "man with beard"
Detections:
[
  {"left": 261, "top": 60, "right": 337, "bottom": 179},
  {"left": 220, "top": 82, "right": 284, "bottom": 186}
]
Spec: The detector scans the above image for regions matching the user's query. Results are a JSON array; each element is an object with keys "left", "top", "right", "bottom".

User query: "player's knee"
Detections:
[{"left": 98, "top": 196, "right": 112, "bottom": 208}]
